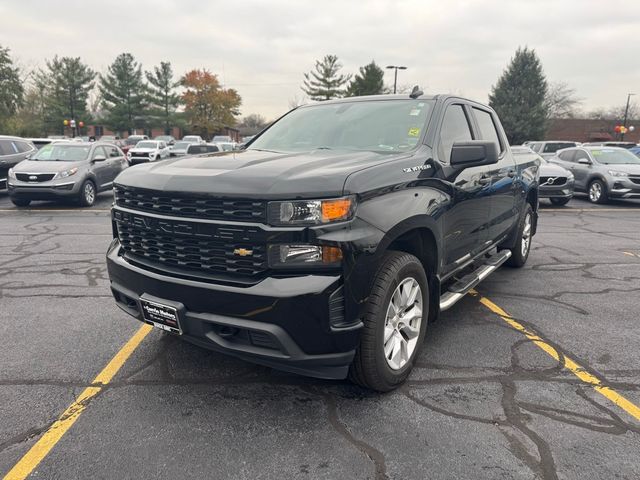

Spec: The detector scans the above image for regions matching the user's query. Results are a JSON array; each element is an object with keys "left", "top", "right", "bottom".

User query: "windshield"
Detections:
[
  {"left": 136, "top": 141, "right": 157, "bottom": 149},
  {"left": 31, "top": 144, "right": 90, "bottom": 161},
  {"left": 183, "top": 136, "right": 199, "bottom": 141},
  {"left": 543, "top": 142, "right": 576, "bottom": 153},
  {"left": 591, "top": 148, "right": 640, "bottom": 165},
  {"left": 249, "top": 100, "right": 434, "bottom": 154},
  {"left": 173, "top": 142, "right": 191, "bottom": 149},
  {"left": 213, "top": 135, "right": 231, "bottom": 142}
]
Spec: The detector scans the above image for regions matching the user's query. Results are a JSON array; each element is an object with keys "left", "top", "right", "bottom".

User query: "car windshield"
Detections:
[
  {"left": 249, "top": 99, "right": 434, "bottom": 154},
  {"left": 31, "top": 144, "right": 90, "bottom": 161},
  {"left": 173, "top": 142, "right": 191, "bottom": 149},
  {"left": 591, "top": 149, "right": 640, "bottom": 165},
  {"left": 213, "top": 135, "right": 231, "bottom": 142},
  {"left": 543, "top": 142, "right": 576, "bottom": 153},
  {"left": 136, "top": 141, "right": 157, "bottom": 149},
  {"left": 183, "top": 136, "right": 199, "bottom": 141}
]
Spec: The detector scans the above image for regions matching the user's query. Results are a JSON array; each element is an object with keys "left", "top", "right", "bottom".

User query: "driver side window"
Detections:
[{"left": 438, "top": 105, "right": 473, "bottom": 163}]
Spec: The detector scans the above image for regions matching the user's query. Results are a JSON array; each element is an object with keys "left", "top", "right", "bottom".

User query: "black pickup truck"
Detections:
[{"left": 106, "top": 93, "right": 539, "bottom": 391}]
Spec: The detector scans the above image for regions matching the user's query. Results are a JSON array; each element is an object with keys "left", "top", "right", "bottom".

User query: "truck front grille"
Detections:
[
  {"left": 113, "top": 209, "right": 267, "bottom": 279},
  {"left": 114, "top": 185, "right": 267, "bottom": 223}
]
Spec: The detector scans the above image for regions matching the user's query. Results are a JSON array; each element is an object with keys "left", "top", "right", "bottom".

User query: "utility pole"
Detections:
[
  {"left": 621, "top": 93, "right": 635, "bottom": 141},
  {"left": 386, "top": 65, "right": 407, "bottom": 94}
]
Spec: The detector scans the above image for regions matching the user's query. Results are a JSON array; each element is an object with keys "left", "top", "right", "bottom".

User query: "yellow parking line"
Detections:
[
  {"left": 2, "top": 324, "right": 152, "bottom": 480},
  {"left": 475, "top": 293, "right": 640, "bottom": 422}
]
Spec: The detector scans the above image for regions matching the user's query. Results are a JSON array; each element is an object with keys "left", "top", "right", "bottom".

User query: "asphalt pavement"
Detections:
[{"left": 0, "top": 191, "right": 639, "bottom": 480}]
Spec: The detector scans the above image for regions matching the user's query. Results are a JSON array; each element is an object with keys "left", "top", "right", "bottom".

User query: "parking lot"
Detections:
[{"left": 1, "top": 192, "right": 639, "bottom": 480}]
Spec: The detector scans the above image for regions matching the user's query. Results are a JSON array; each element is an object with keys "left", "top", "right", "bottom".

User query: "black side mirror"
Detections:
[{"left": 450, "top": 141, "right": 499, "bottom": 168}]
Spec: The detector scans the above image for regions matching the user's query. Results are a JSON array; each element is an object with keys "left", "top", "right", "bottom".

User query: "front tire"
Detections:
[
  {"left": 349, "top": 251, "right": 428, "bottom": 392},
  {"left": 588, "top": 179, "right": 608, "bottom": 204},
  {"left": 505, "top": 203, "right": 533, "bottom": 268},
  {"left": 11, "top": 198, "right": 31, "bottom": 207},
  {"left": 550, "top": 197, "right": 571, "bottom": 206},
  {"left": 79, "top": 180, "right": 96, "bottom": 207}
]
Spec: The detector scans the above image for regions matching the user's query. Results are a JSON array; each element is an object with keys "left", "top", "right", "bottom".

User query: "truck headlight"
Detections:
[
  {"left": 268, "top": 244, "right": 343, "bottom": 268},
  {"left": 268, "top": 196, "right": 355, "bottom": 226},
  {"left": 54, "top": 167, "right": 78, "bottom": 179},
  {"left": 608, "top": 170, "right": 628, "bottom": 177}
]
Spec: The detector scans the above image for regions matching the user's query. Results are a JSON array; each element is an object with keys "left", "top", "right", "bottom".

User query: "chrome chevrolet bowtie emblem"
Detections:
[{"left": 233, "top": 248, "right": 253, "bottom": 257}]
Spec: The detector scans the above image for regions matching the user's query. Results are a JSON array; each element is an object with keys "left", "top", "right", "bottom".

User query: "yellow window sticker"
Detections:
[{"left": 408, "top": 127, "right": 420, "bottom": 137}]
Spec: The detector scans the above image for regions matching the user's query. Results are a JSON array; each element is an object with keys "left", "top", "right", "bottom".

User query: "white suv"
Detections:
[{"left": 127, "top": 140, "right": 170, "bottom": 165}]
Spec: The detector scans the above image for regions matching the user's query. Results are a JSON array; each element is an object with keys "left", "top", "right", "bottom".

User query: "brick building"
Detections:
[{"left": 545, "top": 118, "right": 640, "bottom": 143}]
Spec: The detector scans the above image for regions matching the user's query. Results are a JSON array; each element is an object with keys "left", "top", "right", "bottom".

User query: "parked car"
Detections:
[
  {"left": 186, "top": 143, "right": 220, "bottom": 155},
  {"left": 549, "top": 146, "right": 640, "bottom": 203},
  {"left": 630, "top": 146, "right": 640, "bottom": 157},
  {"left": 182, "top": 135, "right": 205, "bottom": 144},
  {"left": 212, "top": 135, "right": 232, "bottom": 143},
  {"left": 169, "top": 141, "right": 195, "bottom": 157},
  {"left": 0, "top": 136, "right": 38, "bottom": 190},
  {"left": 213, "top": 142, "right": 236, "bottom": 152},
  {"left": 121, "top": 135, "right": 149, "bottom": 155},
  {"left": 526, "top": 141, "right": 579, "bottom": 159},
  {"left": 127, "top": 140, "right": 170, "bottom": 165},
  {"left": 154, "top": 135, "right": 176, "bottom": 146},
  {"left": 99, "top": 135, "right": 120, "bottom": 142},
  {"left": 7, "top": 142, "right": 127, "bottom": 207},
  {"left": 107, "top": 92, "right": 539, "bottom": 391},
  {"left": 26, "top": 138, "right": 56, "bottom": 150},
  {"left": 512, "top": 146, "right": 574, "bottom": 206}
]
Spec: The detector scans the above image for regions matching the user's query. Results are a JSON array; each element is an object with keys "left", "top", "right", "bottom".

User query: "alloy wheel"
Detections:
[
  {"left": 383, "top": 277, "right": 423, "bottom": 370},
  {"left": 84, "top": 182, "right": 95, "bottom": 205},
  {"left": 589, "top": 182, "right": 602, "bottom": 202},
  {"left": 521, "top": 212, "right": 532, "bottom": 257}
]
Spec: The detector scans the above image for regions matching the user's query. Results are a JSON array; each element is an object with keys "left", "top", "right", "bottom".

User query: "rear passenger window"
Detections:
[
  {"left": 438, "top": 105, "right": 473, "bottom": 163},
  {"left": 558, "top": 150, "right": 576, "bottom": 162},
  {"left": 14, "top": 141, "right": 32, "bottom": 153},
  {"left": 473, "top": 108, "right": 502, "bottom": 152},
  {"left": 107, "top": 146, "right": 120, "bottom": 158},
  {"left": 530, "top": 143, "right": 542, "bottom": 153}
]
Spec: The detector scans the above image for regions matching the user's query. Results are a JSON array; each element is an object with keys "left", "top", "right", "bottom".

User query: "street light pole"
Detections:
[
  {"left": 386, "top": 65, "right": 407, "bottom": 94},
  {"left": 621, "top": 93, "right": 635, "bottom": 141}
]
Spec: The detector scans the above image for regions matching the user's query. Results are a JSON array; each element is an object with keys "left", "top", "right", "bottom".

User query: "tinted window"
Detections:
[
  {"left": 473, "top": 108, "right": 502, "bottom": 152},
  {"left": 206, "top": 145, "right": 220, "bottom": 152},
  {"left": 438, "top": 105, "right": 473, "bottom": 162},
  {"left": 543, "top": 142, "right": 576, "bottom": 153},
  {"left": 0, "top": 140, "right": 12, "bottom": 156},
  {"left": 574, "top": 150, "right": 590, "bottom": 163},
  {"left": 187, "top": 145, "right": 206, "bottom": 154},
  {"left": 14, "top": 141, "right": 33, "bottom": 153},
  {"left": 107, "top": 146, "right": 120, "bottom": 158},
  {"left": 558, "top": 150, "right": 576, "bottom": 162}
]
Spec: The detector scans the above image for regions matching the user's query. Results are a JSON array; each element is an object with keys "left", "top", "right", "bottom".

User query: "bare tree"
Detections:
[
  {"left": 288, "top": 95, "right": 307, "bottom": 110},
  {"left": 545, "top": 82, "right": 581, "bottom": 119}
]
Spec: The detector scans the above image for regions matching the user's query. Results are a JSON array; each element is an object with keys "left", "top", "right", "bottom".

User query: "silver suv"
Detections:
[
  {"left": 549, "top": 146, "right": 640, "bottom": 203},
  {"left": 7, "top": 142, "right": 127, "bottom": 207}
]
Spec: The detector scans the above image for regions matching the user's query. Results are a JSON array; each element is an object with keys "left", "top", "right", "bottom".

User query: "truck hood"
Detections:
[{"left": 115, "top": 148, "right": 398, "bottom": 198}]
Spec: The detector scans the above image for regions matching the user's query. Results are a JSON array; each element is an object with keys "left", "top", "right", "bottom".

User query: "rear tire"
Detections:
[
  {"left": 349, "top": 251, "right": 429, "bottom": 392},
  {"left": 550, "top": 197, "right": 571, "bottom": 206},
  {"left": 79, "top": 180, "right": 96, "bottom": 207},
  {"left": 505, "top": 203, "right": 533, "bottom": 268},
  {"left": 588, "top": 179, "right": 608, "bottom": 204},
  {"left": 11, "top": 198, "right": 31, "bottom": 207}
]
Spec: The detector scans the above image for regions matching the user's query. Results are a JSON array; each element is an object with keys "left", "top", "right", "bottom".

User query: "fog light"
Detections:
[{"left": 268, "top": 244, "right": 342, "bottom": 268}]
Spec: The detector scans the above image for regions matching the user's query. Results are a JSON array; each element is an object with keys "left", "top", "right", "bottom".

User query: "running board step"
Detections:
[{"left": 439, "top": 250, "right": 512, "bottom": 311}]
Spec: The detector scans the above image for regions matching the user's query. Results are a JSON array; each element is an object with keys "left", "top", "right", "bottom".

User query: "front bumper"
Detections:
[
  {"left": 106, "top": 240, "right": 361, "bottom": 379},
  {"left": 606, "top": 177, "right": 640, "bottom": 199},
  {"left": 7, "top": 179, "right": 81, "bottom": 199},
  {"left": 129, "top": 156, "right": 153, "bottom": 165}
]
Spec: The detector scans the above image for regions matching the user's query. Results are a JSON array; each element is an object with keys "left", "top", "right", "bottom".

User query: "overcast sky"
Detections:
[{"left": 1, "top": 0, "right": 639, "bottom": 120}]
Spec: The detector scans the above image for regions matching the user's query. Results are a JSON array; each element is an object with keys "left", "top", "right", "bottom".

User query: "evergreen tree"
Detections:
[
  {"left": 489, "top": 47, "right": 549, "bottom": 144},
  {"left": 146, "top": 61, "right": 181, "bottom": 133},
  {"left": 346, "top": 61, "right": 385, "bottom": 97},
  {"left": 99, "top": 53, "right": 147, "bottom": 134},
  {"left": 0, "top": 45, "right": 24, "bottom": 130},
  {"left": 41, "top": 56, "right": 95, "bottom": 131},
  {"left": 302, "top": 55, "right": 351, "bottom": 101}
]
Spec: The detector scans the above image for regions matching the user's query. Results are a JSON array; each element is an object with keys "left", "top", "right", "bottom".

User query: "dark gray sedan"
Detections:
[
  {"left": 7, "top": 142, "right": 127, "bottom": 207},
  {"left": 549, "top": 146, "right": 640, "bottom": 203},
  {"left": 0, "top": 135, "right": 38, "bottom": 190}
]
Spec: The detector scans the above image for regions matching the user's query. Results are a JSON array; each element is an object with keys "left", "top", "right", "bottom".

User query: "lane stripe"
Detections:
[
  {"left": 2, "top": 324, "right": 152, "bottom": 480},
  {"left": 475, "top": 293, "right": 640, "bottom": 422}
]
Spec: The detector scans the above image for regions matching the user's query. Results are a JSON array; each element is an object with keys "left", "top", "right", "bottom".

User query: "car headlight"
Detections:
[
  {"left": 566, "top": 171, "right": 574, "bottom": 180},
  {"left": 8, "top": 168, "right": 16, "bottom": 179},
  {"left": 268, "top": 196, "right": 356, "bottom": 226},
  {"left": 608, "top": 170, "right": 628, "bottom": 177},
  {"left": 268, "top": 244, "right": 343, "bottom": 268},
  {"left": 54, "top": 167, "right": 78, "bottom": 179}
]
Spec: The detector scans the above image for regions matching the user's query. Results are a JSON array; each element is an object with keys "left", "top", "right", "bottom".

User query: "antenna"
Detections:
[{"left": 409, "top": 85, "right": 423, "bottom": 99}]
